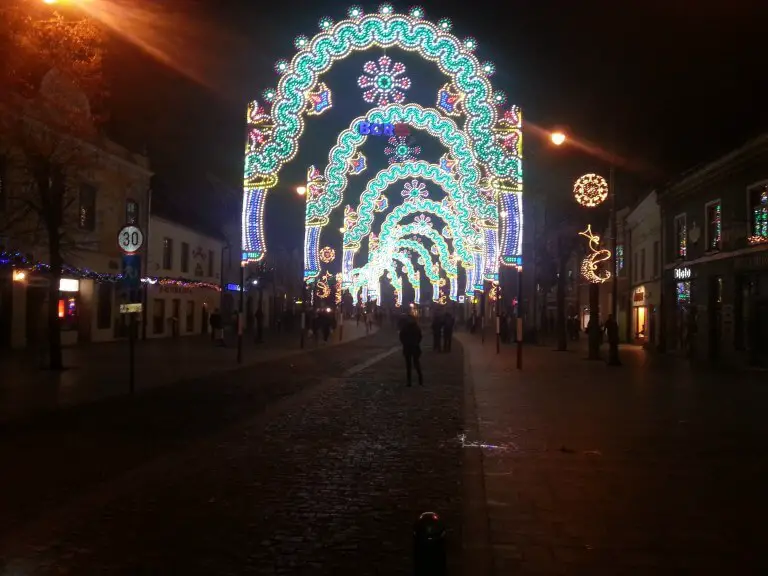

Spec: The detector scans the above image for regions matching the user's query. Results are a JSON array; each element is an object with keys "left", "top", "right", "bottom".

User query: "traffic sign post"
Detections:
[{"left": 118, "top": 225, "right": 144, "bottom": 395}]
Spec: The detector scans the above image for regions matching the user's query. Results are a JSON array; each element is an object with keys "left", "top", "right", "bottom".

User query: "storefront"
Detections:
[{"left": 632, "top": 286, "right": 648, "bottom": 341}]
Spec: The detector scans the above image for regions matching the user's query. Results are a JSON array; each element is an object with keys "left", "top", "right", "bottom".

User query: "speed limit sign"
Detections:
[{"left": 118, "top": 225, "right": 144, "bottom": 254}]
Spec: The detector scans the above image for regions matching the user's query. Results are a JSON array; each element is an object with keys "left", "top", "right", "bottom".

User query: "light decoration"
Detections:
[
  {"left": 436, "top": 82, "right": 465, "bottom": 117},
  {"left": 708, "top": 202, "right": 722, "bottom": 250},
  {"left": 319, "top": 246, "right": 336, "bottom": 264},
  {"left": 385, "top": 136, "right": 421, "bottom": 164},
  {"left": 676, "top": 281, "right": 691, "bottom": 303},
  {"left": 243, "top": 8, "right": 523, "bottom": 266},
  {"left": 493, "top": 105, "right": 522, "bottom": 157},
  {"left": 481, "top": 62, "right": 495, "bottom": 76},
  {"left": 409, "top": 6, "right": 424, "bottom": 19},
  {"left": 246, "top": 100, "right": 274, "bottom": 153},
  {"left": 374, "top": 195, "right": 389, "bottom": 212},
  {"left": 483, "top": 228, "right": 499, "bottom": 282},
  {"left": 262, "top": 88, "right": 276, "bottom": 102},
  {"left": 358, "top": 56, "right": 411, "bottom": 106},
  {"left": 414, "top": 214, "right": 432, "bottom": 227},
  {"left": 439, "top": 153, "right": 456, "bottom": 174},
  {"left": 463, "top": 37, "right": 478, "bottom": 51},
  {"left": 275, "top": 59, "right": 289, "bottom": 74},
  {"left": 347, "top": 152, "right": 367, "bottom": 175},
  {"left": 379, "top": 4, "right": 394, "bottom": 15},
  {"left": 573, "top": 173, "right": 609, "bottom": 208},
  {"left": 317, "top": 272, "right": 332, "bottom": 299},
  {"left": 579, "top": 225, "right": 612, "bottom": 283},
  {"left": 294, "top": 35, "right": 309, "bottom": 49},
  {"left": 305, "top": 82, "right": 333, "bottom": 116},
  {"left": 488, "top": 282, "right": 500, "bottom": 301},
  {"left": 348, "top": 6, "right": 363, "bottom": 18},
  {"left": 402, "top": 180, "right": 429, "bottom": 201},
  {"left": 751, "top": 188, "right": 768, "bottom": 241}
]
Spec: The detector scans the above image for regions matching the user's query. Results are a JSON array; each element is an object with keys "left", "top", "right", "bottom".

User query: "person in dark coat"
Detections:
[
  {"left": 604, "top": 314, "right": 619, "bottom": 346},
  {"left": 399, "top": 315, "right": 423, "bottom": 387},
  {"left": 431, "top": 313, "right": 443, "bottom": 352},
  {"left": 443, "top": 313, "right": 455, "bottom": 352}
]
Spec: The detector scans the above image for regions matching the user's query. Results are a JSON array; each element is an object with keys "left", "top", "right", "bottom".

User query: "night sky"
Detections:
[{"left": 106, "top": 0, "right": 768, "bottom": 251}]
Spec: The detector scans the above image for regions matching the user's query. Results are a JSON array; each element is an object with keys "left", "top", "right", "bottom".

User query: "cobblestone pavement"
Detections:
[
  {"left": 459, "top": 334, "right": 768, "bottom": 575},
  {"left": 0, "top": 321, "right": 375, "bottom": 423},
  {"left": 0, "top": 328, "right": 465, "bottom": 575}
]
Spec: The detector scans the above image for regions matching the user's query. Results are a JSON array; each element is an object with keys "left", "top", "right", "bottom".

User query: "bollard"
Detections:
[{"left": 413, "top": 511, "right": 446, "bottom": 576}]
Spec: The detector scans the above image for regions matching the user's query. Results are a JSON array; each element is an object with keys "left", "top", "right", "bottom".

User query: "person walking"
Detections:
[
  {"left": 431, "top": 313, "right": 443, "bottom": 352},
  {"left": 399, "top": 314, "right": 423, "bottom": 387},
  {"left": 443, "top": 313, "right": 455, "bottom": 352},
  {"left": 604, "top": 314, "right": 619, "bottom": 350}
]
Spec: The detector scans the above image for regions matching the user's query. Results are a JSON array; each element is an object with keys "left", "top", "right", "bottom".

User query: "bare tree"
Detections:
[{"left": 0, "top": 1, "right": 105, "bottom": 369}]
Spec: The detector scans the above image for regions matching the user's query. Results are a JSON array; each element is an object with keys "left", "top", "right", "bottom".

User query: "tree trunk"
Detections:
[{"left": 555, "top": 256, "right": 568, "bottom": 351}]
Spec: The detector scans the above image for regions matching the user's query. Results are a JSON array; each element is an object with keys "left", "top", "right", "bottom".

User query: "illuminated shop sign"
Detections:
[{"left": 673, "top": 267, "right": 691, "bottom": 280}]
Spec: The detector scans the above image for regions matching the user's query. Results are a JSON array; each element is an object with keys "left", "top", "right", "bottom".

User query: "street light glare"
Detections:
[
  {"left": 296, "top": 186, "right": 306, "bottom": 195},
  {"left": 550, "top": 131, "right": 567, "bottom": 146}
]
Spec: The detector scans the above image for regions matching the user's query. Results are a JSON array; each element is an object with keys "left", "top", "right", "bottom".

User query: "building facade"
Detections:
[
  {"left": 145, "top": 215, "right": 224, "bottom": 338},
  {"left": 658, "top": 134, "right": 768, "bottom": 366},
  {"left": 626, "top": 191, "right": 661, "bottom": 346},
  {"left": 0, "top": 139, "right": 152, "bottom": 349}
]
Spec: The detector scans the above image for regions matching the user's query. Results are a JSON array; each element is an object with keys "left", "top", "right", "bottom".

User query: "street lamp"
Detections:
[
  {"left": 550, "top": 131, "right": 567, "bottom": 146},
  {"left": 296, "top": 186, "right": 306, "bottom": 196}
]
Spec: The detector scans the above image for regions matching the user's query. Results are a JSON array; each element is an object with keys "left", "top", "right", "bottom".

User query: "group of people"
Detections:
[{"left": 431, "top": 312, "right": 455, "bottom": 352}]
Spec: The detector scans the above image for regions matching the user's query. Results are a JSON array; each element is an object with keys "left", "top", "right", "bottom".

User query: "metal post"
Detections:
[
  {"left": 516, "top": 266, "right": 523, "bottom": 369},
  {"left": 608, "top": 164, "right": 621, "bottom": 366},
  {"left": 129, "top": 312, "right": 136, "bottom": 394},
  {"left": 237, "top": 263, "right": 244, "bottom": 364}
]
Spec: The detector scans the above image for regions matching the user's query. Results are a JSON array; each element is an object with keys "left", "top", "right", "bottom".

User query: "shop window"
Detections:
[
  {"left": 126, "top": 199, "right": 139, "bottom": 225},
  {"left": 676, "top": 281, "right": 691, "bottom": 304},
  {"left": 640, "top": 248, "right": 646, "bottom": 280},
  {"left": 181, "top": 242, "right": 190, "bottom": 273},
  {"left": 749, "top": 185, "right": 768, "bottom": 243},
  {"left": 59, "top": 296, "right": 78, "bottom": 330},
  {"left": 705, "top": 200, "right": 722, "bottom": 251},
  {"left": 208, "top": 249, "right": 214, "bottom": 277},
  {"left": 674, "top": 214, "right": 687, "bottom": 258},
  {"left": 78, "top": 183, "right": 96, "bottom": 231},
  {"left": 96, "top": 282, "right": 112, "bottom": 329},
  {"left": 616, "top": 245, "right": 625, "bottom": 275},
  {"left": 162, "top": 238, "right": 173, "bottom": 270},
  {"left": 186, "top": 300, "right": 194, "bottom": 332},
  {"left": 153, "top": 298, "right": 165, "bottom": 334}
]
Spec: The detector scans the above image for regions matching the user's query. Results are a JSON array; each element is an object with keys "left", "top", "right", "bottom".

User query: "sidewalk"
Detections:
[
  {"left": 0, "top": 320, "right": 376, "bottom": 423},
  {"left": 457, "top": 332, "right": 766, "bottom": 574}
]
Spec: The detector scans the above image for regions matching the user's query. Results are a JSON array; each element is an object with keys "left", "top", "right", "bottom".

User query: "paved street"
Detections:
[
  {"left": 0, "top": 326, "right": 766, "bottom": 575},
  {"left": 0, "top": 320, "right": 375, "bottom": 423},
  {"left": 461, "top": 333, "right": 768, "bottom": 575},
  {"left": 0, "top": 326, "right": 464, "bottom": 575}
]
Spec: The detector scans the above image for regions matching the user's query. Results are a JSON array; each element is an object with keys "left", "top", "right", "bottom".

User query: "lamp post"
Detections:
[
  {"left": 297, "top": 185, "right": 307, "bottom": 348},
  {"left": 607, "top": 164, "right": 621, "bottom": 366}
]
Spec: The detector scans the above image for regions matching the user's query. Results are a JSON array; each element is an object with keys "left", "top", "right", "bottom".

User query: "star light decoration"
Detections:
[
  {"left": 401, "top": 180, "right": 429, "bottom": 201},
  {"left": 573, "top": 174, "right": 609, "bottom": 208},
  {"left": 319, "top": 246, "right": 336, "bottom": 264},
  {"left": 385, "top": 136, "right": 421, "bottom": 164},
  {"left": 578, "top": 225, "right": 612, "bottom": 283},
  {"left": 358, "top": 56, "right": 411, "bottom": 106}
]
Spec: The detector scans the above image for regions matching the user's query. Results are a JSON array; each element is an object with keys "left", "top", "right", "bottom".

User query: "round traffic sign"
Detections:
[{"left": 118, "top": 225, "right": 144, "bottom": 254}]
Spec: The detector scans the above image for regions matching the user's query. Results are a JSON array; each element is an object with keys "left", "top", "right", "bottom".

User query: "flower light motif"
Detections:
[
  {"left": 374, "top": 195, "right": 389, "bottom": 212},
  {"left": 401, "top": 180, "right": 428, "bottom": 201},
  {"left": 358, "top": 56, "right": 411, "bottom": 106},
  {"left": 413, "top": 214, "right": 432, "bottom": 228},
  {"left": 385, "top": 136, "right": 421, "bottom": 164},
  {"left": 442, "top": 226, "right": 453, "bottom": 239},
  {"left": 573, "top": 173, "right": 609, "bottom": 208},
  {"left": 319, "top": 246, "right": 336, "bottom": 264}
]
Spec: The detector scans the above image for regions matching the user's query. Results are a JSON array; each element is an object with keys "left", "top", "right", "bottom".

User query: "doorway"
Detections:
[{"left": 634, "top": 306, "right": 647, "bottom": 340}]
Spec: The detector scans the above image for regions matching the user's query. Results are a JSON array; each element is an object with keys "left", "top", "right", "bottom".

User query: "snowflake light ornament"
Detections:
[
  {"left": 358, "top": 56, "right": 411, "bottom": 106},
  {"left": 401, "top": 180, "right": 428, "bottom": 201},
  {"left": 385, "top": 136, "right": 421, "bottom": 164}
]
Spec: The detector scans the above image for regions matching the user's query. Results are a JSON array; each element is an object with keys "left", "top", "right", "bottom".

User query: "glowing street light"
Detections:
[
  {"left": 550, "top": 131, "right": 567, "bottom": 146},
  {"left": 296, "top": 186, "right": 306, "bottom": 196}
]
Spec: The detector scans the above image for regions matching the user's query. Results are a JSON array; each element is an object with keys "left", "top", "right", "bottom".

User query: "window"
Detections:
[
  {"left": 676, "top": 281, "right": 691, "bottom": 303},
  {"left": 126, "top": 199, "right": 139, "bottom": 225},
  {"left": 153, "top": 299, "right": 165, "bottom": 334},
  {"left": 181, "top": 242, "right": 190, "bottom": 273},
  {"left": 96, "top": 283, "right": 112, "bottom": 329},
  {"left": 208, "top": 249, "right": 214, "bottom": 277},
  {"left": 162, "top": 237, "right": 173, "bottom": 269},
  {"left": 674, "top": 214, "right": 687, "bottom": 258},
  {"left": 633, "top": 251, "right": 638, "bottom": 282},
  {"left": 640, "top": 248, "right": 646, "bottom": 280},
  {"left": 705, "top": 200, "right": 722, "bottom": 251},
  {"left": 616, "top": 245, "right": 625, "bottom": 275},
  {"left": 78, "top": 183, "right": 96, "bottom": 230},
  {"left": 653, "top": 241, "right": 659, "bottom": 278},
  {"left": 186, "top": 301, "right": 195, "bottom": 332},
  {"left": 749, "top": 184, "right": 768, "bottom": 243}
]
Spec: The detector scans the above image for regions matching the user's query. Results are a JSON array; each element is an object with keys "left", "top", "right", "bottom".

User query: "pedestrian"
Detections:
[
  {"left": 469, "top": 310, "right": 477, "bottom": 334},
  {"left": 210, "top": 308, "right": 225, "bottom": 346},
  {"left": 399, "top": 314, "right": 423, "bottom": 387},
  {"left": 604, "top": 314, "right": 619, "bottom": 349},
  {"left": 255, "top": 306, "right": 264, "bottom": 343},
  {"left": 431, "top": 313, "right": 443, "bottom": 352},
  {"left": 443, "top": 312, "right": 455, "bottom": 352}
]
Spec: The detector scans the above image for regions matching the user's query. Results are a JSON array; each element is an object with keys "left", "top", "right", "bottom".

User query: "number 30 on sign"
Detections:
[{"left": 118, "top": 225, "right": 144, "bottom": 254}]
